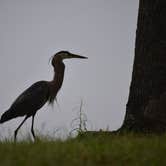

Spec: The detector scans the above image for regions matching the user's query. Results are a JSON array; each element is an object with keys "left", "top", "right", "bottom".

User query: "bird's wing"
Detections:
[{"left": 10, "top": 81, "right": 49, "bottom": 112}]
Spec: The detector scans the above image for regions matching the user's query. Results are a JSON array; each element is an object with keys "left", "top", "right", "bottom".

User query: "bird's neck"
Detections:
[
  {"left": 53, "top": 66, "right": 65, "bottom": 87},
  {"left": 49, "top": 61, "right": 65, "bottom": 103}
]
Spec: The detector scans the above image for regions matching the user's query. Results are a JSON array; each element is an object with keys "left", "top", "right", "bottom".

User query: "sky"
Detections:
[{"left": 0, "top": 0, "right": 139, "bottom": 139}]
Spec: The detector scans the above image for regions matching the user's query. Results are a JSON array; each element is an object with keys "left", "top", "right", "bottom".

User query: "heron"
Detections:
[{"left": 0, "top": 51, "right": 87, "bottom": 141}]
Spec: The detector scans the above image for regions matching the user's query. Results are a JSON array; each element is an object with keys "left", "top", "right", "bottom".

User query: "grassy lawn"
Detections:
[{"left": 0, "top": 132, "right": 166, "bottom": 166}]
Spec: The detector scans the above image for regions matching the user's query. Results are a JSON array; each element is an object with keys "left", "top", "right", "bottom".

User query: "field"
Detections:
[{"left": 0, "top": 132, "right": 166, "bottom": 166}]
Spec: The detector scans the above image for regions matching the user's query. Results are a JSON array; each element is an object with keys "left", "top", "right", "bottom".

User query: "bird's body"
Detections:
[
  {"left": 0, "top": 51, "right": 87, "bottom": 141},
  {"left": 0, "top": 81, "right": 50, "bottom": 123}
]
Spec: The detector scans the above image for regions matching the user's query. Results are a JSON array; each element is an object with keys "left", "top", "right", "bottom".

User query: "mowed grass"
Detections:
[{"left": 0, "top": 132, "right": 166, "bottom": 166}]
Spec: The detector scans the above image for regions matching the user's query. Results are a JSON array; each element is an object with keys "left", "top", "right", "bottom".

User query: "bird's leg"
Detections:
[
  {"left": 31, "top": 115, "right": 36, "bottom": 140},
  {"left": 14, "top": 116, "right": 28, "bottom": 142}
]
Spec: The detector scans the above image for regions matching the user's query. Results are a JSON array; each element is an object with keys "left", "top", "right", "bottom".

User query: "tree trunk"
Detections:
[{"left": 121, "top": 0, "right": 166, "bottom": 133}]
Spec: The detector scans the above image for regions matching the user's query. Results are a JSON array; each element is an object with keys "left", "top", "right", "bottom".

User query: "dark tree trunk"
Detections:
[{"left": 121, "top": 0, "right": 166, "bottom": 133}]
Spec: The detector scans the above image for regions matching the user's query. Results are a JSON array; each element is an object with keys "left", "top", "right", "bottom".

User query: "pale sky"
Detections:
[{"left": 0, "top": 0, "right": 139, "bottom": 139}]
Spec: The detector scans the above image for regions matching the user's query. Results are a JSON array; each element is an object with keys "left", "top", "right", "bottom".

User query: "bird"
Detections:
[{"left": 0, "top": 51, "right": 87, "bottom": 141}]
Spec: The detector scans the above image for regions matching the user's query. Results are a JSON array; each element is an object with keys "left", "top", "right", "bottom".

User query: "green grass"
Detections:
[{"left": 0, "top": 132, "right": 166, "bottom": 166}]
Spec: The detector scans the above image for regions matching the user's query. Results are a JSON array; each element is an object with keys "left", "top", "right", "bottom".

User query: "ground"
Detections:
[{"left": 0, "top": 132, "right": 166, "bottom": 166}]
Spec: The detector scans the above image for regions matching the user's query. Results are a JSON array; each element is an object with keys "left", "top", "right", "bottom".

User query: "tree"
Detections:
[{"left": 121, "top": 0, "right": 166, "bottom": 132}]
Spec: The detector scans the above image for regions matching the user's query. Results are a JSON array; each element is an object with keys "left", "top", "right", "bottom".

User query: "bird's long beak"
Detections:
[{"left": 69, "top": 53, "right": 88, "bottom": 59}]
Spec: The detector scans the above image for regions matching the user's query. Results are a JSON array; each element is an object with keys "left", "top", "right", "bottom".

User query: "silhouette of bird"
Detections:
[{"left": 0, "top": 51, "right": 87, "bottom": 141}]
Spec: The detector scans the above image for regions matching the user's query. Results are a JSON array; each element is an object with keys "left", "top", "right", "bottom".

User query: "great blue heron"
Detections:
[{"left": 0, "top": 51, "right": 87, "bottom": 141}]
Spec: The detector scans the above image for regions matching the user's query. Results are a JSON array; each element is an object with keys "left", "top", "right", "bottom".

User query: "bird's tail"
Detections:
[{"left": 0, "top": 109, "right": 15, "bottom": 123}]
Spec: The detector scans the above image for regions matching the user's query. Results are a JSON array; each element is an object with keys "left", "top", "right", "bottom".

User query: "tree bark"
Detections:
[{"left": 121, "top": 0, "right": 166, "bottom": 132}]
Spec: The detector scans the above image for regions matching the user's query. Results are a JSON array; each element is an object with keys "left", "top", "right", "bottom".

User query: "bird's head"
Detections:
[{"left": 51, "top": 51, "right": 87, "bottom": 67}]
